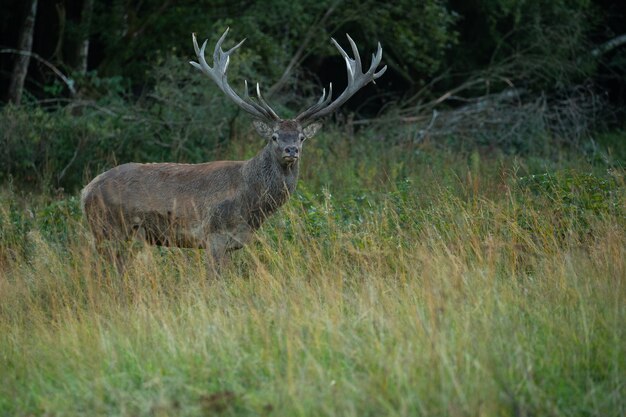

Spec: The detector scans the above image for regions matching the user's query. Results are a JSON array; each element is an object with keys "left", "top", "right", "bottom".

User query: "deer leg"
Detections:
[
  {"left": 104, "top": 233, "right": 145, "bottom": 276},
  {"left": 204, "top": 235, "right": 231, "bottom": 277},
  {"left": 204, "top": 249, "right": 223, "bottom": 277}
]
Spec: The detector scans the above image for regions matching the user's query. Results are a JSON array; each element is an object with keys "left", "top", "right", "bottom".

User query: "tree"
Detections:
[
  {"left": 76, "top": 0, "right": 95, "bottom": 74},
  {"left": 6, "top": 0, "right": 38, "bottom": 104}
]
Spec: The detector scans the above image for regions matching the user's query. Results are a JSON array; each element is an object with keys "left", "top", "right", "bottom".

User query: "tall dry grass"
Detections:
[{"left": 0, "top": 144, "right": 624, "bottom": 416}]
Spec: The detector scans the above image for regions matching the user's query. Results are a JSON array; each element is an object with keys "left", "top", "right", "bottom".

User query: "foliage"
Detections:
[
  {"left": 448, "top": 0, "right": 599, "bottom": 89},
  {"left": 0, "top": 55, "right": 262, "bottom": 191},
  {"left": 0, "top": 143, "right": 624, "bottom": 416},
  {"left": 519, "top": 170, "right": 621, "bottom": 215},
  {"left": 90, "top": 0, "right": 458, "bottom": 87},
  {"left": 3, "top": 62, "right": 624, "bottom": 193},
  {"left": 516, "top": 170, "right": 623, "bottom": 240},
  {"left": 0, "top": 2, "right": 624, "bottom": 415},
  {"left": 2, "top": 0, "right": 625, "bottom": 115}
]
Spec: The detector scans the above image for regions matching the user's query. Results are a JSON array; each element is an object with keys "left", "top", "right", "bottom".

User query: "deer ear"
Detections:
[
  {"left": 253, "top": 120, "right": 274, "bottom": 138},
  {"left": 303, "top": 122, "right": 322, "bottom": 140}
]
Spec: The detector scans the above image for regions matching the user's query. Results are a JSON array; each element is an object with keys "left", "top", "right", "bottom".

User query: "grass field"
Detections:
[{"left": 0, "top": 135, "right": 624, "bottom": 416}]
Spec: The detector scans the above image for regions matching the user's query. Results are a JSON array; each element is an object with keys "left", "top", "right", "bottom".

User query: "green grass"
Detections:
[{"left": 0, "top": 137, "right": 625, "bottom": 416}]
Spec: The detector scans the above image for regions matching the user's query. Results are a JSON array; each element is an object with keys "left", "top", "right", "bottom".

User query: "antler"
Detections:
[
  {"left": 296, "top": 34, "right": 387, "bottom": 122},
  {"left": 190, "top": 28, "right": 281, "bottom": 122}
]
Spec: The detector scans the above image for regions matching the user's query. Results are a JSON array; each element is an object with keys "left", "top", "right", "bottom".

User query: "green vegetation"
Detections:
[
  {"left": 1, "top": 0, "right": 625, "bottom": 415},
  {"left": 1, "top": 133, "right": 624, "bottom": 416}
]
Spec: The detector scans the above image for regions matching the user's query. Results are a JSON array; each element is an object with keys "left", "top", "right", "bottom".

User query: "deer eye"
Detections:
[
  {"left": 271, "top": 133, "right": 279, "bottom": 141},
  {"left": 299, "top": 134, "right": 305, "bottom": 141}
]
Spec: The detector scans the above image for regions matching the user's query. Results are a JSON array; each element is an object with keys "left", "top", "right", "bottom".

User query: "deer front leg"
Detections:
[
  {"left": 204, "top": 224, "right": 253, "bottom": 277},
  {"left": 204, "top": 234, "right": 230, "bottom": 277}
]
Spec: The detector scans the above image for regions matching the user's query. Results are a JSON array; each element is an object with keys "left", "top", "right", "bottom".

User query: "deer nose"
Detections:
[{"left": 284, "top": 146, "right": 299, "bottom": 156}]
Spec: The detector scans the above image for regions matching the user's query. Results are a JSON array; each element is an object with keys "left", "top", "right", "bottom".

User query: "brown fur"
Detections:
[{"left": 81, "top": 119, "right": 320, "bottom": 273}]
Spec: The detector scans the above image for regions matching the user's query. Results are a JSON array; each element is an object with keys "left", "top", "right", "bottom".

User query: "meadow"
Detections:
[{"left": 0, "top": 131, "right": 624, "bottom": 416}]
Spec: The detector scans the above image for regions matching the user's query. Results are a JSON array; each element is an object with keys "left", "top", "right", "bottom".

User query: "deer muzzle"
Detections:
[{"left": 282, "top": 146, "right": 299, "bottom": 162}]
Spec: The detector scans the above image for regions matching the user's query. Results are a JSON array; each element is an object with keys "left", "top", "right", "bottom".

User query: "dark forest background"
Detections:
[{"left": 1, "top": 0, "right": 625, "bottom": 191}]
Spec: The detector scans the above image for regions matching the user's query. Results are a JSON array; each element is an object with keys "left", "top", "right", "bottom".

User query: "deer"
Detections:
[{"left": 81, "top": 28, "right": 386, "bottom": 274}]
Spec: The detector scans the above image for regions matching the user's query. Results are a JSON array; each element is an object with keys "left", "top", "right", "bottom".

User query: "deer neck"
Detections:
[
  {"left": 241, "top": 145, "right": 299, "bottom": 229},
  {"left": 250, "top": 144, "right": 299, "bottom": 191}
]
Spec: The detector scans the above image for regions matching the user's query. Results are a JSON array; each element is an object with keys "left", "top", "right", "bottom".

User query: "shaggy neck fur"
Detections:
[{"left": 242, "top": 144, "right": 299, "bottom": 229}]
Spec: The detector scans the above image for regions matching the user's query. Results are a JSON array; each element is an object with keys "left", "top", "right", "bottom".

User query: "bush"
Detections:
[
  {"left": 518, "top": 171, "right": 622, "bottom": 215},
  {"left": 0, "top": 58, "right": 255, "bottom": 191},
  {"left": 516, "top": 170, "right": 624, "bottom": 239}
]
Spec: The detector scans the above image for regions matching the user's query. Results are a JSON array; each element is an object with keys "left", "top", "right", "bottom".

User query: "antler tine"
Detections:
[
  {"left": 295, "top": 84, "right": 333, "bottom": 121},
  {"left": 372, "top": 43, "right": 387, "bottom": 79},
  {"left": 190, "top": 28, "right": 281, "bottom": 122},
  {"left": 346, "top": 34, "right": 362, "bottom": 75},
  {"left": 296, "top": 34, "right": 386, "bottom": 122},
  {"left": 212, "top": 28, "right": 229, "bottom": 64},
  {"left": 242, "top": 80, "right": 275, "bottom": 120},
  {"left": 191, "top": 35, "right": 209, "bottom": 73},
  {"left": 255, "top": 83, "right": 281, "bottom": 120},
  {"left": 331, "top": 38, "right": 355, "bottom": 81}
]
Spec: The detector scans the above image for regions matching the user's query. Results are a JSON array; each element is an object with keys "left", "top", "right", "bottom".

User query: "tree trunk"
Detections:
[
  {"left": 52, "top": 1, "right": 67, "bottom": 65},
  {"left": 7, "top": 0, "right": 39, "bottom": 105},
  {"left": 76, "top": 0, "right": 94, "bottom": 74}
]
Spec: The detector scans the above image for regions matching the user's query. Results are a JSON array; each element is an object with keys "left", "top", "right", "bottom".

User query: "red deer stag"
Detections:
[{"left": 81, "top": 28, "right": 386, "bottom": 273}]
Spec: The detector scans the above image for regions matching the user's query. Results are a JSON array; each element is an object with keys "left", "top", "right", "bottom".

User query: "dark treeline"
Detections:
[
  {"left": 0, "top": 0, "right": 625, "bottom": 191},
  {"left": 2, "top": 0, "right": 625, "bottom": 108}
]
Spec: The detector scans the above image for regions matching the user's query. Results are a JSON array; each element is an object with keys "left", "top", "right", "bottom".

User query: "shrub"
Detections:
[{"left": 0, "top": 58, "right": 253, "bottom": 191}]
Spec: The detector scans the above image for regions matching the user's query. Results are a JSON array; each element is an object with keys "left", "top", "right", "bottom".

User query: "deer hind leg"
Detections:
[
  {"left": 92, "top": 223, "right": 146, "bottom": 277},
  {"left": 86, "top": 223, "right": 126, "bottom": 276}
]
